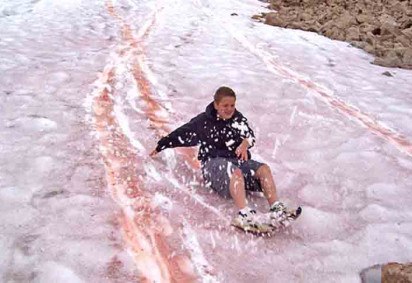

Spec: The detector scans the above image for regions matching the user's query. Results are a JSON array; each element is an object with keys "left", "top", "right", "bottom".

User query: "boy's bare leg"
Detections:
[
  {"left": 229, "top": 168, "right": 247, "bottom": 209},
  {"left": 255, "top": 164, "right": 278, "bottom": 206}
]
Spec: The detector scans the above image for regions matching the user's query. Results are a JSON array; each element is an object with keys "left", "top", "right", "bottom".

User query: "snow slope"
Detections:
[{"left": 1, "top": 0, "right": 411, "bottom": 282}]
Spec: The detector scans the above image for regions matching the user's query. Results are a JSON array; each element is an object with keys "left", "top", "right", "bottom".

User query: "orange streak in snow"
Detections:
[
  {"left": 298, "top": 79, "right": 412, "bottom": 156},
  {"left": 93, "top": 66, "right": 197, "bottom": 282},
  {"left": 92, "top": 1, "right": 200, "bottom": 282},
  {"left": 110, "top": 1, "right": 200, "bottom": 169}
]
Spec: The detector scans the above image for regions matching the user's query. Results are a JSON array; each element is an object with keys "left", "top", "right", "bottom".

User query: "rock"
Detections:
[
  {"left": 364, "top": 32, "right": 376, "bottom": 45},
  {"left": 396, "top": 35, "right": 411, "bottom": 47},
  {"left": 264, "top": 12, "right": 283, "bottom": 26},
  {"left": 251, "top": 14, "right": 264, "bottom": 21},
  {"left": 400, "top": 18, "right": 412, "bottom": 30},
  {"left": 356, "top": 14, "right": 369, "bottom": 24},
  {"left": 401, "top": 48, "right": 412, "bottom": 68},
  {"left": 382, "top": 71, "right": 393, "bottom": 77},
  {"left": 346, "top": 26, "right": 361, "bottom": 41},
  {"left": 380, "top": 19, "right": 400, "bottom": 36},
  {"left": 351, "top": 41, "right": 367, "bottom": 49},
  {"left": 324, "top": 26, "right": 345, "bottom": 40},
  {"left": 374, "top": 50, "right": 402, "bottom": 67},
  {"left": 364, "top": 43, "right": 375, "bottom": 53},
  {"left": 299, "top": 11, "right": 313, "bottom": 22},
  {"left": 269, "top": 2, "right": 282, "bottom": 11},
  {"left": 305, "top": 20, "right": 322, "bottom": 33},
  {"left": 335, "top": 12, "right": 357, "bottom": 29},
  {"left": 263, "top": 0, "right": 412, "bottom": 69},
  {"left": 382, "top": 262, "right": 412, "bottom": 283},
  {"left": 402, "top": 27, "right": 412, "bottom": 40},
  {"left": 394, "top": 47, "right": 407, "bottom": 57}
]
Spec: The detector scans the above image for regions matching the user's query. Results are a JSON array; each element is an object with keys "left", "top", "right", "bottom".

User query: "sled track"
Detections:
[{"left": 87, "top": 1, "right": 221, "bottom": 282}]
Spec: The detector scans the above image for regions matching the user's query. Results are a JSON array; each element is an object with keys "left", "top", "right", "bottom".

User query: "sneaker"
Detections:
[
  {"left": 269, "top": 201, "right": 288, "bottom": 227},
  {"left": 232, "top": 209, "right": 274, "bottom": 233},
  {"left": 232, "top": 209, "right": 259, "bottom": 228}
]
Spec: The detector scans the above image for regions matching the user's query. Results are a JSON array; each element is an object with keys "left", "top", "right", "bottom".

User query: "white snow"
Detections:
[
  {"left": 33, "top": 261, "right": 84, "bottom": 283},
  {"left": 225, "top": 139, "right": 235, "bottom": 147},
  {"left": 1, "top": 0, "right": 411, "bottom": 282},
  {"left": 231, "top": 121, "right": 250, "bottom": 136}
]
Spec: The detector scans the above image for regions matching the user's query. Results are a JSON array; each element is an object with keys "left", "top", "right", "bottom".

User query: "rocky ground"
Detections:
[{"left": 254, "top": 0, "right": 412, "bottom": 69}]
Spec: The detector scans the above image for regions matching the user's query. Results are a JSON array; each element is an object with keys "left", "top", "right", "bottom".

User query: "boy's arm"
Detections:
[
  {"left": 240, "top": 118, "right": 256, "bottom": 148},
  {"left": 235, "top": 118, "right": 255, "bottom": 160},
  {"left": 153, "top": 116, "right": 201, "bottom": 154}
]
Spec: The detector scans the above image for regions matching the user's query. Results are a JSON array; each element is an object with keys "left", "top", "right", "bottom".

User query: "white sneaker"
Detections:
[
  {"left": 232, "top": 209, "right": 260, "bottom": 229},
  {"left": 269, "top": 201, "right": 288, "bottom": 227},
  {"left": 232, "top": 209, "right": 276, "bottom": 233}
]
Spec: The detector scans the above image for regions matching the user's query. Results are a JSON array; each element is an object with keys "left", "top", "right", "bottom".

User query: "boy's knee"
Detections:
[
  {"left": 257, "top": 164, "right": 271, "bottom": 175},
  {"left": 231, "top": 168, "right": 243, "bottom": 179}
]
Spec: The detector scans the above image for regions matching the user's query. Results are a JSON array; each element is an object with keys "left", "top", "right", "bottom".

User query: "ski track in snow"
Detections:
[{"left": 88, "top": 1, "right": 222, "bottom": 281}]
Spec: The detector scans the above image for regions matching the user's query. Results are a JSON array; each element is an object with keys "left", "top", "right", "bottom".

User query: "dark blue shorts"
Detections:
[{"left": 201, "top": 157, "right": 264, "bottom": 198}]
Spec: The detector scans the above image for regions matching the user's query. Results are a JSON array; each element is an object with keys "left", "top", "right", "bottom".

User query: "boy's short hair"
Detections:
[{"left": 214, "top": 86, "right": 236, "bottom": 103}]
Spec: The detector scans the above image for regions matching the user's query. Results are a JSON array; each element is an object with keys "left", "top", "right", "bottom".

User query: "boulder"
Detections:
[
  {"left": 264, "top": 12, "right": 283, "bottom": 26},
  {"left": 396, "top": 35, "right": 411, "bottom": 47},
  {"left": 382, "top": 262, "right": 412, "bottom": 283},
  {"left": 261, "top": 0, "right": 412, "bottom": 68},
  {"left": 374, "top": 49, "right": 402, "bottom": 67},
  {"left": 402, "top": 27, "right": 412, "bottom": 40},
  {"left": 364, "top": 43, "right": 375, "bottom": 53},
  {"left": 335, "top": 11, "right": 357, "bottom": 29},
  {"left": 402, "top": 48, "right": 412, "bottom": 68},
  {"left": 380, "top": 19, "right": 400, "bottom": 36},
  {"left": 356, "top": 14, "right": 370, "bottom": 24},
  {"left": 346, "top": 26, "right": 361, "bottom": 41}
]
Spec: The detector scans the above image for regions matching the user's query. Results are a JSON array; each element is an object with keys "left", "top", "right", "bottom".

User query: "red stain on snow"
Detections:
[{"left": 90, "top": 2, "right": 200, "bottom": 282}]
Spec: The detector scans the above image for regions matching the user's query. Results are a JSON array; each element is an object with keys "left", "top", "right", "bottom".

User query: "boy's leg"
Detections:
[
  {"left": 255, "top": 164, "right": 278, "bottom": 206},
  {"left": 229, "top": 168, "right": 247, "bottom": 209}
]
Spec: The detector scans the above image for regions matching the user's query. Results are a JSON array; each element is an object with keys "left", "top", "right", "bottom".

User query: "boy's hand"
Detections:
[
  {"left": 235, "top": 139, "right": 249, "bottom": 161},
  {"left": 149, "top": 149, "right": 158, "bottom": 157}
]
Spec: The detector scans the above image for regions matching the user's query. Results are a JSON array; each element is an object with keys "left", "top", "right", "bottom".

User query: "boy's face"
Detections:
[{"left": 214, "top": 96, "right": 236, "bottom": 120}]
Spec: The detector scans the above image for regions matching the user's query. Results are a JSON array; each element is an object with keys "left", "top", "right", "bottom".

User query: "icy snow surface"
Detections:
[{"left": 1, "top": 0, "right": 411, "bottom": 282}]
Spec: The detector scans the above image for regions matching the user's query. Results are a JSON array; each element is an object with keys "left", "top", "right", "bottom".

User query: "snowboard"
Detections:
[{"left": 231, "top": 207, "right": 302, "bottom": 236}]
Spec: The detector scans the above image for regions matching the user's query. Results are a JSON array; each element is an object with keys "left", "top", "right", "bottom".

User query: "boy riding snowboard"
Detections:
[{"left": 150, "top": 86, "right": 297, "bottom": 231}]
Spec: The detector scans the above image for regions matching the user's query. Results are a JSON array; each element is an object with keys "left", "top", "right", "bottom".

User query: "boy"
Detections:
[{"left": 150, "top": 86, "right": 291, "bottom": 229}]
